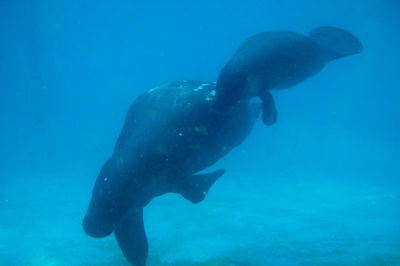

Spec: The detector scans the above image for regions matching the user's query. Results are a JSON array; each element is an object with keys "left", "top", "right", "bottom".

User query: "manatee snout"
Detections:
[
  {"left": 82, "top": 211, "right": 114, "bottom": 238},
  {"left": 82, "top": 189, "right": 129, "bottom": 238},
  {"left": 82, "top": 156, "right": 133, "bottom": 238}
]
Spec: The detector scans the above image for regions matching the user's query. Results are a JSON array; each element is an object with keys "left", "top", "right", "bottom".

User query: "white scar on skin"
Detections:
[
  {"left": 148, "top": 86, "right": 160, "bottom": 93},
  {"left": 205, "top": 89, "right": 216, "bottom": 101},
  {"left": 194, "top": 83, "right": 212, "bottom": 91}
]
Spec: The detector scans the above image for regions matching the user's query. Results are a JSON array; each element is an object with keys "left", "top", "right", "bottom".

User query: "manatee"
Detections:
[
  {"left": 83, "top": 27, "right": 363, "bottom": 266},
  {"left": 214, "top": 26, "right": 363, "bottom": 124},
  {"left": 82, "top": 80, "right": 260, "bottom": 266}
]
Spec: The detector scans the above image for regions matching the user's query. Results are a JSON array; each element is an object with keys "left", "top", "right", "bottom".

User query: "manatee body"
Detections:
[
  {"left": 83, "top": 80, "right": 260, "bottom": 266},
  {"left": 215, "top": 26, "right": 363, "bottom": 125}
]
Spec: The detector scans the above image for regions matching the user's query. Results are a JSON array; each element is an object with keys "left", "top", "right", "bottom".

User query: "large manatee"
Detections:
[{"left": 83, "top": 81, "right": 260, "bottom": 265}]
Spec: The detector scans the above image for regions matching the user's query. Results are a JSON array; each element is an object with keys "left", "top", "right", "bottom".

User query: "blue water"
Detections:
[{"left": 1, "top": 0, "right": 399, "bottom": 265}]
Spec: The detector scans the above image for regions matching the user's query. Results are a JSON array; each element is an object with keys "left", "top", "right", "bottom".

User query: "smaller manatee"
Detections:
[{"left": 214, "top": 26, "right": 363, "bottom": 125}]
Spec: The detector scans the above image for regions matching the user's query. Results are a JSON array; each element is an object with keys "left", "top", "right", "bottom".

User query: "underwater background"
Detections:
[{"left": 0, "top": 0, "right": 399, "bottom": 265}]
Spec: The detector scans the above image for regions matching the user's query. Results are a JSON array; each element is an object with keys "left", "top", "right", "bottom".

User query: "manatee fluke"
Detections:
[{"left": 309, "top": 26, "right": 363, "bottom": 60}]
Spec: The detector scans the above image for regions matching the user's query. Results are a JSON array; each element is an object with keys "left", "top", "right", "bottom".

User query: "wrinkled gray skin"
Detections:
[{"left": 83, "top": 27, "right": 362, "bottom": 266}]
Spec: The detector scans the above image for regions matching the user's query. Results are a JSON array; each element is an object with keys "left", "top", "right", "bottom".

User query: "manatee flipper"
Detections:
[
  {"left": 309, "top": 26, "right": 363, "bottom": 60},
  {"left": 114, "top": 208, "right": 148, "bottom": 266},
  {"left": 259, "top": 90, "right": 277, "bottom": 125},
  {"left": 178, "top": 169, "right": 225, "bottom": 204}
]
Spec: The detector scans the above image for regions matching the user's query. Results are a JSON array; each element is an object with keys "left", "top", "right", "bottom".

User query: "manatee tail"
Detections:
[
  {"left": 114, "top": 208, "right": 148, "bottom": 266},
  {"left": 178, "top": 169, "right": 225, "bottom": 204},
  {"left": 309, "top": 26, "right": 363, "bottom": 60}
]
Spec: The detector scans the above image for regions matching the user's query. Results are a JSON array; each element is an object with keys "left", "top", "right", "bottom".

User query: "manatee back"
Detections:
[
  {"left": 114, "top": 80, "right": 260, "bottom": 176},
  {"left": 113, "top": 81, "right": 215, "bottom": 154},
  {"left": 309, "top": 26, "right": 363, "bottom": 60}
]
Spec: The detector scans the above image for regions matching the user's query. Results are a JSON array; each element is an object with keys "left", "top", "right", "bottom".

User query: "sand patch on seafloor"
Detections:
[{"left": 1, "top": 170, "right": 399, "bottom": 265}]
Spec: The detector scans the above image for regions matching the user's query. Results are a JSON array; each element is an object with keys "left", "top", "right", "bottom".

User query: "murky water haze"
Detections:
[{"left": 1, "top": 0, "right": 399, "bottom": 265}]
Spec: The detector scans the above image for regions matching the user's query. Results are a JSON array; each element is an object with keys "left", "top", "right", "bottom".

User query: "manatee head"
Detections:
[{"left": 82, "top": 157, "right": 133, "bottom": 238}]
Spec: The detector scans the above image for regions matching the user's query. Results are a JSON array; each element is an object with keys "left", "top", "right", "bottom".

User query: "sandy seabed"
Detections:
[{"left": 1, "top": 166, "right": 399, "bottom": 266}]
